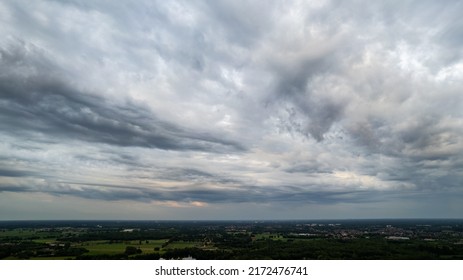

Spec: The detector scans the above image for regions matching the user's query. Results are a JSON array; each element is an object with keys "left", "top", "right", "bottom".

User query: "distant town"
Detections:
[{"left": 1, "top": 219, "right": 462, "bottom": 259}]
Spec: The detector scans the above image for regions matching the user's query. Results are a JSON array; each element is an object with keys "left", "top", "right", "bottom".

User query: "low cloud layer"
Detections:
[{"left": 0, "top": 0, "right": 462, "bottom": 219}]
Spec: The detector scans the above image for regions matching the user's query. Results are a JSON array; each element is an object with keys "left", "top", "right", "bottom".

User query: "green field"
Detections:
[
  {"left": 165, "top": 241, "right": 203, "bottom": 249},
  {"left": 80, "top": 239, "right": 169, "bottom": 255}
]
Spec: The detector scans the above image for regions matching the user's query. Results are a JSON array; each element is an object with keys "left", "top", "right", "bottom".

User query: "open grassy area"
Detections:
[
  {"left": 165, "top": 241, "right": 203, "bottom": 249},
  {"left": 137, "top": 239, "right": 169, "bottom": 253},
  {"left": 80, "top": 239, "right": 170, "bottom": 255},
  {"left": 82, "top": 241, "right": 128, "bottom": 255}
]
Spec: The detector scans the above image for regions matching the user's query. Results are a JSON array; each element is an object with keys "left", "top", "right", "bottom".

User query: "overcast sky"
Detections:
[{"left": 1, "top": 0, "right": 462, "bottom": 220}]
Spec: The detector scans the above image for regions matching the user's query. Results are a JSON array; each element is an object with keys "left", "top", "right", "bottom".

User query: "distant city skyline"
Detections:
[{"left": 1, "top": 0, "right": 462, "bottom": 220}]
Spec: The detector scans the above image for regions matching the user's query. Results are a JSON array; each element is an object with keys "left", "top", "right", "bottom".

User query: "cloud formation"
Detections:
[{"left": 0, "top": 0, "right": 462, "bottom": 219}]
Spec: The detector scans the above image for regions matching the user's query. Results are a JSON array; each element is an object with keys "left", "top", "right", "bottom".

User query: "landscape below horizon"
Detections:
[
  {"left": 1, "top": 0, "right": 462, "bottom": 221},
  {"left": 1, "top": 219, "right": 463, "bottom": 260}
]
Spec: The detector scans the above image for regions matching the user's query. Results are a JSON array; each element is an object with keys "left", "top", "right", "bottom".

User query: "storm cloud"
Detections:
[{"left": 0, "top": 0, "right": 462, "bottom": 219}]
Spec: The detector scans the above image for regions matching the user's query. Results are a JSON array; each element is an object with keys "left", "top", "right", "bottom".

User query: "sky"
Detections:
[{"left": 0, "top": 0, "right": 462, "bottom": 220}]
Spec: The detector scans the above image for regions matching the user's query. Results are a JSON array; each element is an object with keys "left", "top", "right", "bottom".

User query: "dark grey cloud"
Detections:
[
  {"left": 0, "top": 185, "right": 29, "bottom": 193},
  {"left": 269, "top": 56, "right": 346, "bottom": 141},
  {"left": 284, "top": 164, "right": 331, "bottom": 175},
  {"left": 0, "top": 41, "right": 244, "bottom": 153},
  {"left": 0, "top": 168, "right": 35, "bottom": 178},
  {"left": 0, "top": 178, "right": 383, "bottom": 206}
]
